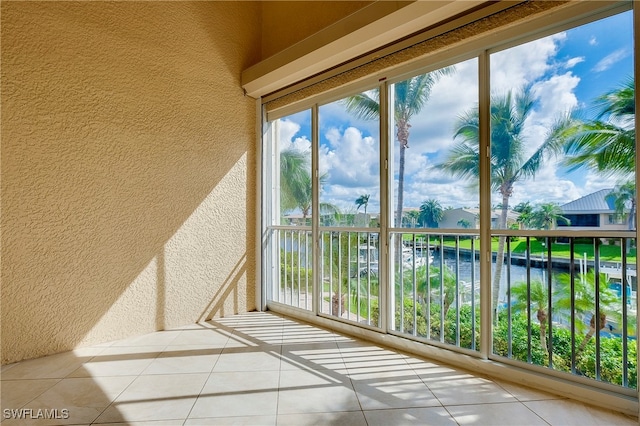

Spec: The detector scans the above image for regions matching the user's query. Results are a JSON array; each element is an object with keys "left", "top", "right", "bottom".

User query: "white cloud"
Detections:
[
  {"left": 565, "top": 57, "right": 585, "bottom": 69},
  {"left": 490, "top": 33, "right": 565, "bottom": 93},
  {"left": 589, "top": 36, "right": 597, "bottom": 46},
  {"left": 276, "top": 22, "right": 630, "bottom": 215},
  {"left": 319, "top": 126, "right": 380, "bottom": 211},
  {"left": 277, "top": 119, "right": 311, "bottom": 153},
  {"left": 592, "top": 48, "right": 630, "bottom": 72}
]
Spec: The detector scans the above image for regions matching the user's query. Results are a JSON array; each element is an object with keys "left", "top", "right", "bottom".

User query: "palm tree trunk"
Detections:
[
  {"left": 492, "top": 193, "right": 510, "bottom": 323},
  {"left": 537, "top": 309, "right": 548, "bottom": 352},
  {"left": 576, "top": 312, "right": 606, "bottom": 358},
  {"left": 396, "top": 143, "right": 406, "bottom": 229},
  {"left": 395, "top": 124, "right": 409, "bottom": 269}
]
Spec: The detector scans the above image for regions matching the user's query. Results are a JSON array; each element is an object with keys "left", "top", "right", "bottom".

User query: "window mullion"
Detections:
[
  {"left": 311, "top": 104, "right": 321, "bottom": 315},
  {"left": 478, "top": 50, "right": 492, "bottom": 360}
]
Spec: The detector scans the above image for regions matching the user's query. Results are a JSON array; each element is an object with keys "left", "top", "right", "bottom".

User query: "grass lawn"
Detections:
[{"left": 443, "top": 237, "right": 636, "bottom": 263}]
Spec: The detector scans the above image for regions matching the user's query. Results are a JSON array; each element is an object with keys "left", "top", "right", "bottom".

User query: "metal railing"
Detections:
[
  {"left": 319, "top": 230, "right": 380, "bottom": 327},
  {"left": 493, "top": 233, "right": 637, "bottom": 392},
  {"left": 268, "top": 227, "right": 313, "bottom": 311},
  {"left": 390, "top": 231, "right": 480, "bottom": 353},
  {"left": 265, "top": 226, "right": 637, "bottom": 391}
]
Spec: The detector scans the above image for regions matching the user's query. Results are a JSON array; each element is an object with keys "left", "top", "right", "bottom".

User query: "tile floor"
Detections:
[{"left": 1, "top": 311, "right": 637, "bottom": 425}]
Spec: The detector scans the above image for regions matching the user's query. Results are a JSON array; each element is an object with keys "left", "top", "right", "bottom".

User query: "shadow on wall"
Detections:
[{"left": 1, "top": 1, "right": 260, "bottom": 363}]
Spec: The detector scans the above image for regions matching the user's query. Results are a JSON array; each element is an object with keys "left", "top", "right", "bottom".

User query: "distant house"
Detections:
[
  {"left": 440, "top": 208, "right": 519, "bottom": 229},
  {"left": 559, "top": 188, "right": 628, "bottom": 231}
]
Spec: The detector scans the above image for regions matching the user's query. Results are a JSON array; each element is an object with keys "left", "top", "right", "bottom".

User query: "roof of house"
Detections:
[{"left": 560, "top": 188, "right": 615, "bottom": 213}]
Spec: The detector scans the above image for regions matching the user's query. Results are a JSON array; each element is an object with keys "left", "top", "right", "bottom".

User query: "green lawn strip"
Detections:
[{"left": 440, "top": 238, "right": 636, "bottom": 263}]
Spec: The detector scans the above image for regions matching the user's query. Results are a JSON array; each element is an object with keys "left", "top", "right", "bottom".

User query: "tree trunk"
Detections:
[
  {"left": 396, "top": 143, "right": 406, "bottom": 228},
  {"left": 576, "top": 312, "right": 606, "bottom": 357},
  {"left": 331, "top": 292, "right": 345, "bottom": 317},
  {"left": 537, "top": 308, "right": 548, "bottom": 352},
  {"left": 492, "top": 192, "right": 510, "bottom": 323},
  {"left": 395, "top": 121, "right": 409, "bottom": 268}
]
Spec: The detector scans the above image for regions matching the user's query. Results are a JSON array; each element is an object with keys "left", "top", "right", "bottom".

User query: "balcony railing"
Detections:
[
  {"left": 390, "top": 231, "right": 480, "bottom": 353},
  {"left": 266, "top": 226, "right": 637, "bottom": 392},
  {"left": 494, "top": 233, "right": 637, "bottom": 392}
]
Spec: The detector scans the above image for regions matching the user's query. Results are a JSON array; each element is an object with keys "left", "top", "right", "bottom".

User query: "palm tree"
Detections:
[
  {"left": 280, "top": 147, "right": 339, "bottom": 220},
  {"left": 403, "top": 210, "right": 420, "bottom": 227},
  {"left": 280, "top": 147, "right": 311, "bottom": 216},
  {"left": 343, "top": 69, "right": 455, "bottom": 229},
  {"left": 554, "top": 270, "right": 620, "bottom": 359},
  {"left": 438, "top": 87, "right": 564, "bottom": 318},
  {"left": 561, "top": 78, "right": 634, "bottom": 177},
  {"left": 607, "top": 181, "right": 636, "bottom": 231},
  {"left": 528, "top": 203, "right": 570, "bottom": 230},
  {"left": 457, "top": 219, "right": 472, "bottom": 229},
  {"left": 514, "top": 201, "right": 534, "bottom": 229},
  {"left": 418, "top": 198, "right": 444, "bottom": 228},
  {"left": 355, "top": 194, "right": 370, "bottom": 215},
  {"left": 511, "top": 280, "right": 550, "bottom": 352}
]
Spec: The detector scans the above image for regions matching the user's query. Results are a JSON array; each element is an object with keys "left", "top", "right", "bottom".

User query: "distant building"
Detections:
[
  {"left": 440, "top": 208, "right": 520, "bottom": 229},
  {"left": 559, "top": 188, "right": 629, "bottom": 231}
]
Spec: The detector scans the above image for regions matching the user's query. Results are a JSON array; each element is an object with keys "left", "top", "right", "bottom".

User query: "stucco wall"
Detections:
[{"left": 1, "top": 1, "right": 260, "bottom": 363}]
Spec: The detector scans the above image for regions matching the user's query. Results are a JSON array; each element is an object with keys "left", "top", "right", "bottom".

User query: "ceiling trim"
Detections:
[{"left": 241, "top": 0, "right": 489, "bottom": 99}]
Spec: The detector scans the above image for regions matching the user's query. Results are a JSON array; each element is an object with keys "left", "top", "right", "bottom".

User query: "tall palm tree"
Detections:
[
  {"left": 607, "top": 181, "right": 636, "bottom": 231},
  {"left": 529, "top": 203, "right": 570, "bottom": 230},
  {"left": 343, "top": 69, "right": 455, "bottom": 229},
  {"left": 438, "top": 88, "right": 564, "bottom": 319},
  {"left": 561, "top": 78, "right": 635, "bottom": 176},
  {"left": 355, "top": 194, "right": 370, "bottom": 215},
  {"left": 418, "top": 198, "right": 444, "bottom": 228}
]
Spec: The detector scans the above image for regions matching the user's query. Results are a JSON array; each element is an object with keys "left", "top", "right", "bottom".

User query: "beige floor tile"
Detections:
[
  {"left": 1, "top": 379, "right": 60, "bottom": 410},
  {"left": 277, "top": 369, "right": 360, "bottom": 414},
  {"left": 0, "top": 352, "right": 90, "bottom": 380},
  {"left": 525, "top": 399, "right": 638, "bottom": 425},
  {"left": 405, "top": 357, "right": 447, "bottom": 375},
  {"left": 189, "top": 371, "right": 280, "bottom": 418},
  {"left": 142, "top": 346, "right": 221, "bottom": 375},
  {"left": 69, "top": 346, "right": 162, "bottom": 378},
  {"left": 94, "top": 373, "right": 208, "bottom": 423},
  {"left": 232, "top": 329, "right": 284, "bottom": 345},
  {"left": 427, "top": 376, "right": 517, "bottom": 405},
  {"left": 276, "top": 411, "right": 367, "bottom": 426},
  {"left": 496, "top": 380, "right": 565, "bottom": 402},
  {"left": 363, "top": 407, "right": 458, "bottom": 426},
  {"left": 185, "top": 415, "right": 277, "bottom": 425},
  {"left": 93, "top": 421, "right": 185, "bottom": 426},
  {"left": 1, "top": 363, "right": 17, "bottom": 373},
  {"left": 447, "top": 401, "right": 548, "bottom": 425},
  {"left": 339, "top": 343, "right": 410, "bottom": 372},
  {"left": 280, "top": 341, "right": 346, "bottom": 371},
  {"left": 213, "top": 346, "right": 282, "bottom": 372},
  {"left": 352, "top": 373, "right": 441, "bottom": 410},
  {"left": 169, "top": 329, "right": 231, "bottom": 347},
  {"left": 21, "top": 376, "right": 137, "bottom": 425},
  {"left": 111, "top": 330, "right": 181, "bottom": 347},
  {"left": 416, "top": 365, "right": 476, "bottom": 384}
]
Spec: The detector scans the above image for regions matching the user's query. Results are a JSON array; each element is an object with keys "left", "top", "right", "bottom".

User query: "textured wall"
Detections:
[{"left": 1, "top": 1, "right": 260, "bottom": 363}]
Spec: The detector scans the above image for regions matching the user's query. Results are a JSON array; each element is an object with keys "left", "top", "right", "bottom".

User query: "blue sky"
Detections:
[{"left": 277, "top": 9, "right": 634, "bottom": 216}]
